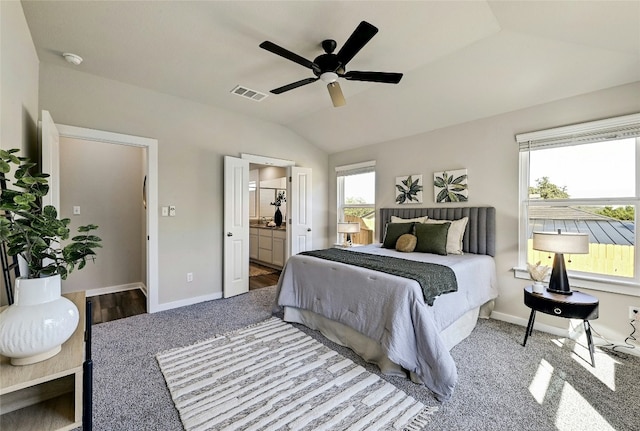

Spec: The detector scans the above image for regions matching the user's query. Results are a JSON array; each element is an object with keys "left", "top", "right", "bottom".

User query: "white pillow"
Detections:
[
  {"left": 424, "top": 217, "right": 468, "bottom": 254},
  {"left": 390, "top": 215, "right": 428, "bottom": 223}
]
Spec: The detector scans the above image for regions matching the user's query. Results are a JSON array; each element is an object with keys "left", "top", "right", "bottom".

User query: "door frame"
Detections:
[
  {"left": 55, "top": 124, "right": 160, "bottom": 313},
  {"left": 241, "top": 153, "right": 295, "bottom": 261}
]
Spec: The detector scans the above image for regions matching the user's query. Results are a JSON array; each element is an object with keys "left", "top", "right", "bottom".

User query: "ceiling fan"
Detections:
[{"left": 259, "top": 21, "right": 403, "bottom": 107}]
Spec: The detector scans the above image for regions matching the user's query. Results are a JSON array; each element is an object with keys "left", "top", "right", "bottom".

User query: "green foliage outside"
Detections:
[
  {"left": 594, "top": 205, "right": 635, "bottom": 221},
  {"left": 529, "top": 177, "right": 569, "bottom": 199},
  {"left": 344, "top": 197, "right": 374, "bottom": 218},
  {"left": 531, "top": 177, "right": 635, "bottom": 221}
]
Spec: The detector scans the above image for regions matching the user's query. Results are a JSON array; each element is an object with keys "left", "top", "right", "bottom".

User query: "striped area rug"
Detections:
[{"left": 156, "top": 317, "right": 437, "bottom": 431}]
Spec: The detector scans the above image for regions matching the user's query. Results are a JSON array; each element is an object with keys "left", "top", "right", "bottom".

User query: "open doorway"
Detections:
[
  {"left": 248, "top": 163, "right": 287, "bottom": 290},
  {"left": 53, "top": 122, "right": 159, "bottom": 314},
  {"left": 58, "top": 138, "right": 147, "bottom": 323},
  {"left": 224, "top": 154, "right": 311, "bottom": 298}
]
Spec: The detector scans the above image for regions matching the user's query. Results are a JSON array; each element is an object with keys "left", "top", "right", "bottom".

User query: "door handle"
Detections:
[
  {"left": 307, "top": 228, "right": 312, "bottom": 232},
  {"left": 227, "top": 232, "right": 233, "bottom": 237}
]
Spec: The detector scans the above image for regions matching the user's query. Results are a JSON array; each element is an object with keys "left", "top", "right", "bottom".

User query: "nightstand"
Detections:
[{"left": 522, "top": 286, "right": 599, "bottom": 366}]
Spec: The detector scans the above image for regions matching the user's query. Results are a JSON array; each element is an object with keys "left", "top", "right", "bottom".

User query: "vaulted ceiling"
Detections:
[{"left": 21, "top": 1, "right": 640, "bottom": 154}]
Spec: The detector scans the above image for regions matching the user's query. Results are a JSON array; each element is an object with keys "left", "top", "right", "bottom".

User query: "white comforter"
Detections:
[{"left": 276, "top": 244, "right": 498, "bottom": 401}]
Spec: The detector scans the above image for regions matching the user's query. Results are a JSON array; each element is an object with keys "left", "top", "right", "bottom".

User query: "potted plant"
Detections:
[
  {"left": 0, "top": 148, "right": 102, "bottom": 365},
  {"left": 270, "top": 190, "right": 286, "bottom": 227},
  {"left": 527, "top": 260, "right": 550, "bottom": 294}
]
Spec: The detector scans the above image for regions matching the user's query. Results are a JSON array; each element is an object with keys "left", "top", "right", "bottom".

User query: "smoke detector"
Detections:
[{"left": 62, "top": 53, "right": 83, "bottom": 65}]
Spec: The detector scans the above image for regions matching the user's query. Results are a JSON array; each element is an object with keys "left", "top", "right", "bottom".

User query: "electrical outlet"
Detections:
[
  {"left": 169, "top": 205, "right": 176, "bottom": 217},
  {"left": 630, "top": 306, "right": 640, "bottom": 320},
  {"left": 187, "top": 272, "right": 193, "bottom": 282}
]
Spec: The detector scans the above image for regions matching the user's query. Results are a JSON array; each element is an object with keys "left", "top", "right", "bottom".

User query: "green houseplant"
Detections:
[
  {"left": 0, "top": 148, "right": 101, "bottom": 365},
  {"left": 0, "top": 148, "right": 101, "bottom": 279}
]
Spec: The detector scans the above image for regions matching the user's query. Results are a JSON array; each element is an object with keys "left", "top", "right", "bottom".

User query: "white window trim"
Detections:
[
  {"left": 336, "top": 161, "right": 376, "bottom": 244},
  {"left": 516, "top": 114, "right": 640, "bottom": 297}
]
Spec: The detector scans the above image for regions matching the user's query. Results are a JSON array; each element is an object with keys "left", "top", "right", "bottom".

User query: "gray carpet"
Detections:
[{"left": 81, "top": 285, "right": 639, "bottom": 430}]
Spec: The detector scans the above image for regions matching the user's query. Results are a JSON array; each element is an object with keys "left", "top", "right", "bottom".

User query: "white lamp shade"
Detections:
[
  {"left": 337, "top": 222, "right": 360, "bottom": 234},
  {"left": 532, "top": 231, "right": 589, "bottom": 254}
]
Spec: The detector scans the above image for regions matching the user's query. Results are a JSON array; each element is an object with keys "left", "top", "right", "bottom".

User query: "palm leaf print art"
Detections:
[
  {"left": 396, "top": 175, "right": 423, "bottom": 204},
  {"left": 434, "top": 170, "right": 468, "bottom": 202}
]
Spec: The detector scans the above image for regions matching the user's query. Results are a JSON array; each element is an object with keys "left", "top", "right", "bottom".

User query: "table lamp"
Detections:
[
  {"left": 337, "top": 222, "right": 360, "bottom": 247},
  {"left": 532, "top": 229, "right": 589, "bottom": 295}
]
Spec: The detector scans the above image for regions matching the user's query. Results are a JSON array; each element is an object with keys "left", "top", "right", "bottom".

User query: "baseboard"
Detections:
[
  {"left": 490, "top": 311, "right": 640, "bottom": 358},
  {"left": 85, "top": 282, "right": 145, "bottom": 297},
  {"left": 153, "top": 292, "right": 223, "bottom": 312}
]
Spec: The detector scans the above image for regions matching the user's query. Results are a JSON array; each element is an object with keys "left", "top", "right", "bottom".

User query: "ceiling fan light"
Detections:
[
  {"left": 327, "top": 82, "right": 346, "bottom": 107},
  {"left": 320, "top": 72, "right": 338, "bottom": 83}
]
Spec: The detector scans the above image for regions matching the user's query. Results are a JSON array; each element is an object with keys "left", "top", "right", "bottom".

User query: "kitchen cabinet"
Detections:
[{"left": 250, "top": 227, "right": 285, "bottom": 269}]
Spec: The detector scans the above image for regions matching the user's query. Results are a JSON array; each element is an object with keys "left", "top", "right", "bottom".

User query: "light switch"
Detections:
[
  {"left": 169, "top": 205, "right": 176, "bottom": 217},
  {"left": 161, "top": 206, "right": 169, "bottom": 217},
  {"left": 73, "top": 206, "right": 81, "bottom": 215}
]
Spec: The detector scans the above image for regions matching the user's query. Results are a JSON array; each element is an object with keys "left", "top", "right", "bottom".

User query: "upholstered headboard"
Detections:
[{"left": 379, "top": 207, "right": 496, "bottom": 257}]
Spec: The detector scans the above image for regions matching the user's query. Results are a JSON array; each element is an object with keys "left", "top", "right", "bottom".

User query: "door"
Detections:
[
  {"left": 288, "top": 166, "right": 312, "bottom": 255},
  {"left": 223, "top": 156, "right": 249, "bottom": 298},
  {"left": 40, "top": 110, "right": 60, "bottom": 211}
]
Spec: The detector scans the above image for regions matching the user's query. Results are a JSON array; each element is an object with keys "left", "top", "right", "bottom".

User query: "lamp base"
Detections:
[
  {"left": 546, "top": 287, "right": 573, "bottom": 295},
  {"left": 547, "top": 253, "right": 573, "bottom": 295}
]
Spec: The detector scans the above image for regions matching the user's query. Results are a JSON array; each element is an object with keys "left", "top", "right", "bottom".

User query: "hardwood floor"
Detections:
[
  {"left": 89, "top": 289, "right": 147, "bottom": 324},
  {"left": 249, "top": 262, "right": 281, "bottom": 290},
  {"left": 90, "top": 266, "right": 279, "bottom": 324}
]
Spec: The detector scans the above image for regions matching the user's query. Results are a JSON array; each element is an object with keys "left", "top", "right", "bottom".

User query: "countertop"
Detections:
[{"left": 250, "top": 224, "right": 286, "bottom": 230}]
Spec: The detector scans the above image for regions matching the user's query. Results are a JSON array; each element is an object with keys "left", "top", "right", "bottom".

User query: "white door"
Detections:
[
  {"left": 288, "top": 167, "right": 312, "bottom": 255},
  {"left": 40, "top": 110, "right": 60, "bottom": 211},
  {"left": 223, "top": 156, "right": 249, "bottom": 298}
]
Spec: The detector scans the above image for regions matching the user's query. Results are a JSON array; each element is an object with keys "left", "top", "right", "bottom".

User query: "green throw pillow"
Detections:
[
  {"left": 414, "top": 222, "right": 451, "bottom": 255},
  {"left": 382, "top": 223, "right": 414, "bottom": 249}
]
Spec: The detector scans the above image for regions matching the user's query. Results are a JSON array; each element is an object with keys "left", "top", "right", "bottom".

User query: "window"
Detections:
[
  {"left": 517, "top": 113, "right": 640, "bottom": 294},
  {"left": 336, "top": 161, "right": 375, "bottom": 245}
]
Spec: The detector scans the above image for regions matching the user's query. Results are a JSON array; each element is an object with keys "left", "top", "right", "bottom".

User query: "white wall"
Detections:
[
  {"left": 59, "top": 137, "right": 144, "bottom": 293},
  {"left": 38, "top": 63, "right": 329, "bottom": 306},
  {"left": 0, "top": 1, "right": 39, "bottom": 157},
  {"left": 0, "top": 1, "right": 40, "bottom": 305},
  {"left": 328, "top": 81, "right": 640, "bottom": 346}
]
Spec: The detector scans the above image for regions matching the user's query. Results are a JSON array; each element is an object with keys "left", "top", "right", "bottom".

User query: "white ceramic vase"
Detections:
[
  {"left": 0, "top": 275, "right": 79, "bottom": 365},
  {"left": 532, "top": 281, "right": 545, "bottom": 294}
]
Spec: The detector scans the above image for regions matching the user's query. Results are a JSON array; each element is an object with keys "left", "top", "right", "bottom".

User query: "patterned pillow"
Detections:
[{"left": 395, "top": 234, "right": 417, "bottom": 252}]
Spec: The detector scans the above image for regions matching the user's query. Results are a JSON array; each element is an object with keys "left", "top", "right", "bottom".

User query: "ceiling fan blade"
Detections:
[
  {"left": 270, "top": 77, "right": 319, "bottom": 94},
  {"left": 342, "top": 71, "right": 403, "bottom": 84},
  {"left": 335, "top": 21, "right": 378, "bottom": 67},
  {"left": 259, "top": 41, "right": 320, "bottom": 73},
  {"left": 327, "top": 82, "right": 346, "bottom": 107}
]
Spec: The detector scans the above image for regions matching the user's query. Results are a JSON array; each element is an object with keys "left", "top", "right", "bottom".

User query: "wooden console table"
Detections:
[{"left": 0, "top": 291, "right": 85, "bottom": 431}]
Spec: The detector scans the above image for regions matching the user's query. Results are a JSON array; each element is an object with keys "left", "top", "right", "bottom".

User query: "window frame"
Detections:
[
  {"left": 515, "top": 114, "right": 640, "bottom": 297},
  {"left": 336, "top": 161, "right": 376, "bottom": 244}
]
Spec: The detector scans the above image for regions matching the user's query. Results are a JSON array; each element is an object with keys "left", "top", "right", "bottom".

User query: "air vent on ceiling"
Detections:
[{"left": 230, "top": 85, "right": 268, "bottom": 102}]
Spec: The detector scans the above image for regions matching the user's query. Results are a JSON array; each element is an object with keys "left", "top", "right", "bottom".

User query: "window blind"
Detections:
[
  {"left": 516, "top": 113, "right": 640, "bottom": 152},
  {"left": 335, "top": 160, "right": 376, "bottom": 177}
]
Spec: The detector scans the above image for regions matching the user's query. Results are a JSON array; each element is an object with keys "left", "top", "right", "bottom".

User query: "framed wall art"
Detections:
[
  {"left": 395, "top": 174, "right": 423, "bottom": 204},
  {"left": 433, "top": 169, "right": 468, "bottom": 203}
]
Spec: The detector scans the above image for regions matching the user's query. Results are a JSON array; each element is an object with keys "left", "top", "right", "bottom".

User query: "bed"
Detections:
[{"left": 275, "top": 207, "right": 497, "bottom": 401}]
